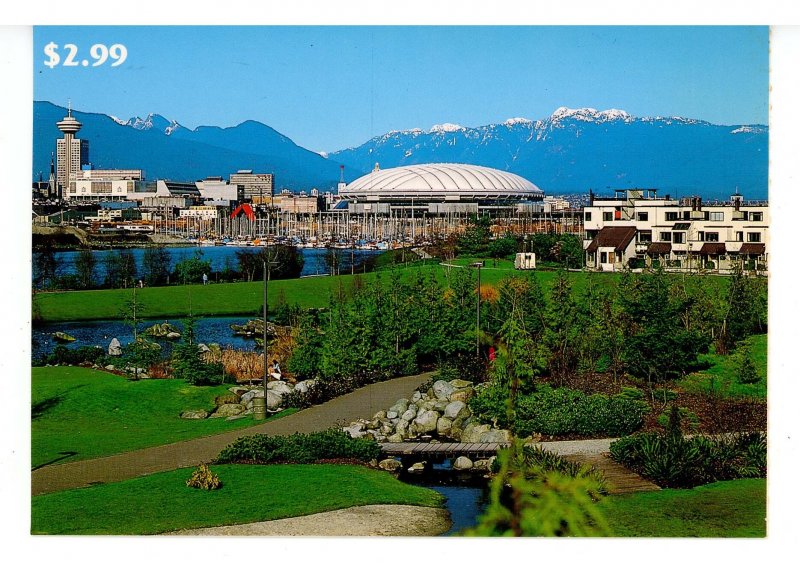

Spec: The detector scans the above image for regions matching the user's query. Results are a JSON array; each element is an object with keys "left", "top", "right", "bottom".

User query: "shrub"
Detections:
[
  {"left": 215, "top": 429, "right": 381, "bottom": 465},
  {"left": 735, "top": 345, "right": 761, "bottom": 384},
  {"left": 186, "top": 463, "right": 222, "bottom": 490},
  {"left": 656, "top": 407, "right": 699, "bottom": 433},
  {"left": 41, "top": 345, "right": 107, "bottom": 367},
  {"left": 610, "top": 431, "right": 767, "bottom": 488},
  {"left": 470, "top": 384, "right": 648, "bottom": 437},
  {"left": 517, "top": 446, "right": 607, "bottom": 492}
]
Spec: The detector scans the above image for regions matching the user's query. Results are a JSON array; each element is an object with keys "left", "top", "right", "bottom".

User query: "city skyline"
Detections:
[{"left": 34, "top": 26, "right": 769, "bottom": 153}]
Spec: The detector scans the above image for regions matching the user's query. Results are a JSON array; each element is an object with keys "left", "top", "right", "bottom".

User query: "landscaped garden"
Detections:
[
  {"left": 31, "top": 366, "right": 294, "bottom": 468},
  {"left": 31, "top": 227, "right": 769, "bottom": 536},
  {"left": 31, "top": 463, "right": 444, "bottom": 534}
]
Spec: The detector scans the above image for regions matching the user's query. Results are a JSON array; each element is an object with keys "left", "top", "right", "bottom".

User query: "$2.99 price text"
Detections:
[{"left": 43, "top": 42, "right": 127, "bottom": 68}]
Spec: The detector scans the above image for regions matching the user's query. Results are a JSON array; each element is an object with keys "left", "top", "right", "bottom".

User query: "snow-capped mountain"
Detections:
[
  {"left": 330, "top": 107, "right": 768, "bottom": 199},
  {"left": 34, "top": 101, "right": 357, "bottom": 190}
]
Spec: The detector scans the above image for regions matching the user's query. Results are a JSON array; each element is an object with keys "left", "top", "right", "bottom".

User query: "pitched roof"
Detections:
[
  {"left": 647, "top": 242, "right": 672, "bottom": 255},
  {"left": 699, "top": 242, "right": 727, "bottom": 255},
  {"left": 585, "top": 226, "right": 637, "bottom": 254},
  {"left": 736, "top": 243, "right": 766, "bottom": 255}
]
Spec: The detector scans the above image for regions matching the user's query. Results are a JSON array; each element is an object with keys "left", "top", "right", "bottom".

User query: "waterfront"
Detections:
[{"left": 36, "top": 245, "right": 383, "bottom": 283}]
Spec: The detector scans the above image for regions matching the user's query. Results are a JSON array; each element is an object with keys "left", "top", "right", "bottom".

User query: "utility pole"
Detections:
[
  {"left": 471, "top": 261, "right": 484, "bottom": 357},
  {"left": 262, "top": 251, "right": 280, "bottom": 399}
]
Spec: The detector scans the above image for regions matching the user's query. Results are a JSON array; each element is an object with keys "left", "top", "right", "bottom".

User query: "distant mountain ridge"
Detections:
[
  {"left": 33, "top": 101, "right": 357, "bottom": 191},
  {"left": 330, "top": 107, "right": 768, "bottom": 200},
  {"left": 34, "top": 103, "right": 768, "bottom": 199}
]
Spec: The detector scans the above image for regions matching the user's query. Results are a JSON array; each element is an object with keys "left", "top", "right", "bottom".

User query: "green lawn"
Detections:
[
  {"left": 601, "top": 478, "right": 766, "bottom": 537},
  {"left": 35, "top": 263, "right": 641, "bottom": 323},
  {"left": 32, "top": 366, "right": 294, "bottom": 468},
  {"left": 678, "top": 334, "right": 767, "bottom": 399},
  {"left": 31, "top": 464, "right": 444, "bottom": 534}
]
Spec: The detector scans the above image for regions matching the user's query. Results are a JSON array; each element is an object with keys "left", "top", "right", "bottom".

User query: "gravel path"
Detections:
[
  {"left": 31, "top": 371, "right": 433, "bottom": 496},
  {"left": 165, "top": 505, "right": 451, "bottom": 537}
]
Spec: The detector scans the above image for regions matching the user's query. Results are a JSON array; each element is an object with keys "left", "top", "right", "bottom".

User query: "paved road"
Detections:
[{"left": 31, "top": 372, "right": 433, "bottom": 496}]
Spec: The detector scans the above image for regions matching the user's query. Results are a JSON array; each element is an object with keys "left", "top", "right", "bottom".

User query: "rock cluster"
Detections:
[
  {"left": 229, "top": 320, "right": 279, "bottom": 338},
  {"left": 144, "top": 322, "right": 181, "bottom": 340},
  {"left": 53, "top": 331, "right": 76, "bottom": 342},
  {"left": 180, "top": 378, "right": 317, "bottom": 420},
  {"left": 344, "top": 378, "right": 512, "bottom": 450}
]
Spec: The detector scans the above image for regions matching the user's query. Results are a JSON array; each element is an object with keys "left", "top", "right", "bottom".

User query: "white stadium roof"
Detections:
[{"left": 341, "top": 163, "right": 543, "bottom": 201}]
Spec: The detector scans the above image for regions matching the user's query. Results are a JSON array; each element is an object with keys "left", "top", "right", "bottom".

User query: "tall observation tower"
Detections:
[{"left": 55, "top": 102, "right": 89, "bottom": 199}]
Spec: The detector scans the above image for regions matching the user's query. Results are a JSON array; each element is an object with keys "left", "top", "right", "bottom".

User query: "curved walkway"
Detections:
[{"left": 31, "top": 371, "right": 433, "bottom": 496}]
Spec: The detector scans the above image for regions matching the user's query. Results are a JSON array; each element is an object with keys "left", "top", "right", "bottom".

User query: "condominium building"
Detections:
[
  {"left": 583, "top": 189, "right": 769, "bottom": 273},
  {"left": 229, "top": 170, "right": 274, "bottom": 202},
  {"left": 65, "top": 169, "right": 144, "bottom": 202}
]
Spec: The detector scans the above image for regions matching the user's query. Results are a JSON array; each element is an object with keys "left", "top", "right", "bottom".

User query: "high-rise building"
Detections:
[
  {"left": 55, "top": 105, "right": 89, "bottom": 198},
  {"left": 229, "top": 170, "right": 274, "bottom": 203}
]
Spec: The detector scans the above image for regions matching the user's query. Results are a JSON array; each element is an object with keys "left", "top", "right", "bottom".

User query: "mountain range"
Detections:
[
  {"left": 33, "top": 101, "right": 352, "bottom": 191},
  {"left": 33, "top": 102, "right": 768, "bottom": 199}
]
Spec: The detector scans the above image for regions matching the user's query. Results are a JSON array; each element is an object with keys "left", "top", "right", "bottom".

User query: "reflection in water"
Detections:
[{"left": 397, "top": 458, "right": 490, "bottom": 536}]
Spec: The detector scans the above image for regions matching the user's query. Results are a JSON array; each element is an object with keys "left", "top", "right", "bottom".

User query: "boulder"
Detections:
[
  {"left": 144, "top": 322, "right": 181, "bottom": 338},
  {"left": 378, "top": 459, "right": 403, "bottom": 472},
  {"left": 433, "top": 400, "right": 450, "bottom": 413},
  {"left": 209, "top": 403, "right": 245, "bottom": 418},
  {"left": 453, "top": 456, "right": 474, "bottom": 470},
  {"left": 411, "top": 391, "right": 423, "bottom": 403},
  {"left": 267, "top": 381, "right": 294, "bottom": 396},
  {"left": 386, "top": 433, "right": 404, "bottom": 443},
  {"left": 407, "top": 462, "right": 426, "bottom": 474},
  {"left": 479, "top": 429, "right": 513, "bottom": 444},
  {"left": 401, "top": 409, "right": 417, "bottom": 422},
  {"left": 180, "top": 410, "right": 208, "bottom": 420},
  {"left": 294, "top": 381, "right": 310, "bottom": 394},
  {"left": 225, "top": 414, "right": 245, "bottom": 421},
  {"left": 386, "top": 410, "right": 399, "bottom": 420},
  {"left": 449, "top": 387, "right": 475, "bottom": 403},
  {"left": 197, "top": 343, "right": 210, "bottom": 353},
  {"left": 413, "top": 410, "right": 440, "bottom": 434},
  {"left": 230, "top": 319, "right": 278, "bottom": 338},
  {"left": 228, "top": 386, "right": 250, "bottom": 396},
  {"left": 432, "top": 380, "right": 456, "bottom": 401},
  {"left": 53, "top": 331, "right": 76, "bottom": 343},
  {"left": 389, "top": 399, "right": 410, "bottom": 415},
  {"left": 104, "top": 364, "right": 116, "bottom": 371},
  {"left": 266, "top": 390, "right": 283, "bottom": 410},
  {"left": 240, "top": 390, "right": 263, "bottom": 405},
  {"left": 373, "top": 410, "right": 387, "bottom": 420},
  {"left": 166, "top": 332, "right": 181, "bottom": 340},
  {"left": 461, "top": 423, "right": 491, "bottom": 443},
  {"left": 449, "top": 379, "right": 473, "bottom": 389},
  {"left": 473, "top": 459, "right": 493, "bottom": 472},
  {"left": 444, "top": 401, "right": 469, "bottom": 420},
  {"left": 395, "top": 418, "right": 410, "bottom": 438},
  {"left": 436, "top": 416, "right": 453, "bottom": 437},
  {"left": 108, "top": 338, "right": 122, "bottom": 356}
]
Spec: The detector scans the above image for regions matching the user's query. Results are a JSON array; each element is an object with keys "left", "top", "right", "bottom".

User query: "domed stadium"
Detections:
[{"left": 341, "top": 163, "right": 543, "bottom": 203}]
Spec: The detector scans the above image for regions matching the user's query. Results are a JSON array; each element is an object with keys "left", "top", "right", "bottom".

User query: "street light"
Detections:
[
  {"left": 471, "top": 262, "right": 484, "bottom": 357},
  {"left": 262, "top": 253, "right": 280, "bottom": 409}
]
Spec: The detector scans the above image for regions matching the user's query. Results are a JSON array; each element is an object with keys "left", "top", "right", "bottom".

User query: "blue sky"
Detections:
[{"left": 34, "top": 26, "right": 768, "bottom": 152}]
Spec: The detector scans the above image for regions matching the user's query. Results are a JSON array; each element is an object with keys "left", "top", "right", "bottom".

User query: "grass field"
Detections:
[
  {"left": 31, "top": 366, "right": 294, "bottom": 469},
  {"left": 678, "top": 334, "right": 768, "bottom": 399},
  {"left": 34, "top": 262, "right": 648, "bottom": 323},
  {"left": 601, "top": 478, "right": 766, "bottom": 537},
  {"left": 31, "top": 463, "right": 444, "bottom": 534}
]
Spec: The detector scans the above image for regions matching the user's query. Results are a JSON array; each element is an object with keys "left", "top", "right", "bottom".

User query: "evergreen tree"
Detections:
[
  {"left": 543, "top": 270, "right": 580, "bottom": 385},
  {"left": 74, "top": 247, "right": 97, "bottom": 290}
]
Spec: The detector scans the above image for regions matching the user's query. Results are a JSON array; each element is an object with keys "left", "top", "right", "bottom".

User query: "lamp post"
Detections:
[
  {"left": 471, "top": 261, "right": 484, "bottom": 357},
  {"left": 262, "top": 253, "right": 280, "bottom": 407}
]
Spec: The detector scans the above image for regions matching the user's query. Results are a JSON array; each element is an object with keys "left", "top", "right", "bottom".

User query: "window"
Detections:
[
  {"left": 705, "top": 232, "right": 719, "bottom": 242},
  {"left": 709, "top": 211, "right": 724, "bottom": 221},
  {"left": 750, "top": 212, "right": 763, "bottom": 222},
  {"left": 600, "top": 252, "right": 607, "bottom": 264},
  {"left": 666, "top": 211, "right": 678, "bottom": 221},
  {"left": 672, "top": 232, "right": 685, "bottom": 244},
  {"left": 584, "top": 212, "right": 592, "bottom": 222},
  {"left": 603, "top": 211, "right": 613, "bottom": 222},
  {"left": 660, "top": 232, "right": 671, "bottom": 242},
  {"left": 747, "top": 232, "right": 761, "bottom": 243},
  {"left": 638, "top": 231, "right": 652, "bottom": 243},
  {"left": 736, "top": 231, "right": 744, "bottom": 242},
  {"left": 637, "top": 211, "right": 649, "bottom": 222}
]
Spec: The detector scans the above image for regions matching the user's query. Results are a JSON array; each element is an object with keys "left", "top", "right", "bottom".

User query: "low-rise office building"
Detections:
[
  {"left": 583, "top": 189, "right": 768, "bottom": 273},
  {"left": 64, "top": 169, "right": 143, "bottom": 202}
]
